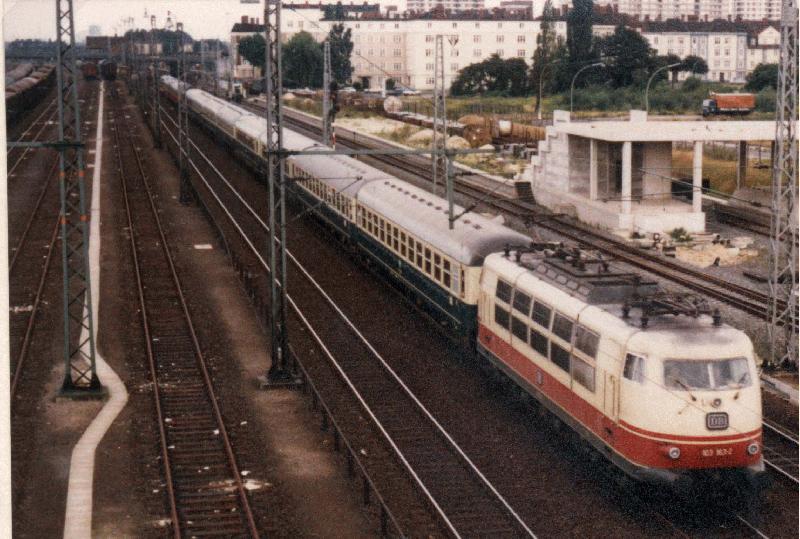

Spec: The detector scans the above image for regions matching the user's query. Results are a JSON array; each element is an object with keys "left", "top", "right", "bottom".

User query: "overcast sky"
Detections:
[{"left": 4, "top": 0, "right": 282, "bottom": 41}]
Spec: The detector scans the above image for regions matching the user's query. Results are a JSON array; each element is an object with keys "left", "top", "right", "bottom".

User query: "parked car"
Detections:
[{"left": 401, "top": 88, "right": 421, "bottom": 96}]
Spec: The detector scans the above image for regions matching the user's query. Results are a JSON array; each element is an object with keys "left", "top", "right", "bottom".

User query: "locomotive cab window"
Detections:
[
  {"left": 623, "top": 354, "right": 645, "bottom": 383},
  {"left": 574, "top": 325, "right": 599, "bottom": 358},
  {"left": 663, "top": 357, "right": 751, "bottom": 391}
]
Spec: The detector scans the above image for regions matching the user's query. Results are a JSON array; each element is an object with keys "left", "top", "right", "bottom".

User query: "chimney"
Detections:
[{"left": 242, "top": 15, "right": 248, "bottom": 24}]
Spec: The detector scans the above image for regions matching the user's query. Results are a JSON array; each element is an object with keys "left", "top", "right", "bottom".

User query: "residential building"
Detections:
[
  {"left": 406, "top": 0, "right": 485, "bottom": 13},
  {"left": 230, "top": 7, "right": 566, "bottom": 90},
  {"left": 640, "top": 19, "right": 749, "bottom": 82},
  {"left": 744, "top": 22, "right": 780, "bottom": 71}
]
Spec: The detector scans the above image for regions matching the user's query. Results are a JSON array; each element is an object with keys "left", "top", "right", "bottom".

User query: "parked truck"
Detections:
[{"left": 701, "top": 92, "right": 755, "bottom": 116}]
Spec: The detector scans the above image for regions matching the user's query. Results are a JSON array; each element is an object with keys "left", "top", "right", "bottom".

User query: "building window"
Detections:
[
  {"left": 426, "top": 35, "right": 433, "bottom": 42},
  {"left": 497, "top": 35, "right": 504, "bottom": 43},
  {"left": 450, "top": 49, "right": 459, "bottom": 57},
  {"left": 497, "top": 50, "right": 504, "bottom": 57},
  {"left": 426, "top": 49, "right": 432, "bottom": 56},
  {"left": 451, "top": 63, "right": 459, "bottom": 71},
  {"left": 394, "top": 63, "right": 402, "bottom": 70},
  {"left": 517, "top": 35, "right": 525, "bottom": 43},
  {"left": 517, "top": 49, "right": 526, "bottom": 57},
  {"left": 473, "top": 35, "right": 481, "bottom": 43},
  {"left": 474, "top": 49, "right": 481, "bottom": 56},
  {"left": 452, "top": 22, "right": 458, "bottom": 28},
  {"left": 426, "top": 63, "right": 433, "bottom": 71}
]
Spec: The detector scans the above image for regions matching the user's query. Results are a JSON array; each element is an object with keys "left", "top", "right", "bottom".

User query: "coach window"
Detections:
[
  {"left": 393, "top": 227, "right": 399, "bottom": 250},
  {"left": 552, "top": 313, "right": 574, "bottom": 342},
  {"left": 379, "top": 219, "right": 386, "bottom": 242},
  {"left": 424, "top": 248, "right": 432, "bottom": 274},
  {"left": 400, "top": 232, "right": 407, "bottom": 257},
  {"left": 434, "top": 253, "right": 442, "bottom": 281},
  {"left": 574, "top": 325, "right": 599, "bottom": 358},
  {"left": 495, "top": 304, "right": 510, "bottom": 329},
  {"left": 531, "top": 301, "right": 552, "bottom": 329},
  {"left": 416, "top": 241, "right": 423, "bottom": 267},
  {"left": 443, "top": 259, "right": 451, "bottom": 288},
  {"left": 530, "top": 328, "right": 548, "bottom": 357},
  {"left": 511, "top": 316, "right": 528, "bottom": 342},
  {"left": 495, "top": 279, "right": 512, "bottom": 303},
  {"left": 512, "top": 290, "right": 531, "bottom": 315}
]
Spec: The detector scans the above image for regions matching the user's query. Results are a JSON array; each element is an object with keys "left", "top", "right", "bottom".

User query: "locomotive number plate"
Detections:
[{"left": 706, "top": 412, "right": 729, "bottom": 430}]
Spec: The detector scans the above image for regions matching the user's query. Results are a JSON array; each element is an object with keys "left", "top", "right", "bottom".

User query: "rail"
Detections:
[{"left": 157, "top": 102, "right": 536, "bottom": 538}]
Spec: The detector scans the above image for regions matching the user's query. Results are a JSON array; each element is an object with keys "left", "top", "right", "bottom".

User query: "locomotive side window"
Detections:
[
  {"left": 434, "top": 254, "right": 442, "bottom": 281},
  {"left": 623, "top": 354, "right": 645, "bottom": 383},
  {"left": 495, "top": 305, "right": 510, "bottom": 329},
  {"left": 512, "top": 291, "right": 531, "bottom": 315},
  {"left": 552, "top": 313, "right": 574, "bottom": 342},
  {"left": 511, "top": 316, "right": 527, "bottom": 341},
  {"left": 530, "top": 328, "right": 548, "bottom": 357},
  {"left": 550, "top": 343, "right": 570, "bottom": 372},
  {"left": 571, "top": 356, "right": 595, "bottom": 391},
  {"left": 424, "top": 248, "right": 432, "bottom": 274},
  {"left": 495, "top": 280, "right": 512, "bottom": 303},
  {"left": 531, "top": 301, "right": 552, "bottom": 329},
  {"left": 574, "top": 325, "right": 599, "bottom": 358}
]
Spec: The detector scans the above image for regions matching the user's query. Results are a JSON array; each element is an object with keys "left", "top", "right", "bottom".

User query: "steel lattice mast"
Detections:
[
  {"left": 322, "top": 40, "right": 333, "bottom": 147},
  {"left": 432, "top": 35, "right": 447, "bottom": 198},
  {"left": 768, "top": 0, "right": 799, "bottom": 369},
  {"left": 262, "top": 0, "right": 295, "bottom": 384},
  {"left": 177, "top": 22, "right": 192, "bottom": 205},
  {"left": 55, "top": 0, "right": 101, "bottom": 395}
]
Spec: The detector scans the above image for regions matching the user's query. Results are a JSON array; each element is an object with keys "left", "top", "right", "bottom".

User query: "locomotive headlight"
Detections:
[
  {"left": 667, "top": 446, "right": 681, "bottom": 460},
  {"left": 747, "top": 442, "right": 760, "bottom": 455}
]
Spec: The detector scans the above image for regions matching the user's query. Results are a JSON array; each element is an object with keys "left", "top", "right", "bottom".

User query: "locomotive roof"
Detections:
[
  {"left": 357, "top": 180, "right": 530, "bottom": 265},
  {"left": 486, "top": 250, "right": 744, "bottom": 339}
]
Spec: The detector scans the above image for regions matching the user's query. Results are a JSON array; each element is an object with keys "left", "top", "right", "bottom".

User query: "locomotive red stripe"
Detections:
[{"left": 478, "top": 324, "right": 762, "bottom": 470}]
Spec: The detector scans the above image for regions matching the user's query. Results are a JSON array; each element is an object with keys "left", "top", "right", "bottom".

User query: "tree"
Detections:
[
  {"left": 745, "top": 63, "right": 778, "bottom": 91},
  {"left": 595, "top": 25, "right": 655, "bottom": 88},
  {"left": 282, "top": 31, "right": 323, "bottom": 88},
  {"left": 328, "top": 23, "right": 354, "bottom": 84},
  {"left": 567, "top": 0, "right": 594, "bottom": 66},
  {"left": 681, "top": 55, "right": 708, "bottom": 76},
  {"left": 237, "top": 34, "right": 265, "bottom": 72},
  {"left": 450, "top": 55, "right": 529, "bottom": 96},
  {"left": 530, "top": 0, "right": 559, "bottom": 113}
]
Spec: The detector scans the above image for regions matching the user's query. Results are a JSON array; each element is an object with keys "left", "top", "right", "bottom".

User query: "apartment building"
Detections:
[
  {"left": 231, "top": 8, "right": 565, "bottom": 91},
  {"left": 599, "top": 0, "right": 780, "bottom": 22}
]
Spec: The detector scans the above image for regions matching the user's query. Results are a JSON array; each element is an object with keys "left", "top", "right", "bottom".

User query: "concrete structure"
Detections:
[
  {"left": 600, "top": 0, "right": 780, "bottom": 23},
  {"left": 528, "top": 110, "right": 778, "bottom": 235}
]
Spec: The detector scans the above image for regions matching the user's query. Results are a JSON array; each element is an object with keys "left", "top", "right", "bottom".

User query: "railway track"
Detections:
[
  {"left": 272, "top": 106, "right": 788, "bottom": 324},
  {"left": 8, "top": 88, "right": 96, "bottom": 403},
  {"left": 761, "top": 420, "right": 799, "bottom": 484},
  {"left": 111, "top": 96, "right": 259, "bottom": 537},
  {"left": 157, "top": 103, "right": 537, "bottom": 537},
  {"left": 7, "top": 94, "right": 59, "bottom": 179}
]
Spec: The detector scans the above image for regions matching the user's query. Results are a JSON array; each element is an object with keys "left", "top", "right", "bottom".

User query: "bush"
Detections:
[
  {"left": 682, "top": 76, "right": 702, "bottom": 91},
  {"left": 755, "top": 87, "right": 776, "bottom": 113}
]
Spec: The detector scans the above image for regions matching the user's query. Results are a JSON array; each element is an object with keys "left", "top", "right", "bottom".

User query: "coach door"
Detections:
[{"left": 603, "top": 372, "right": 618, "bottom": 422}]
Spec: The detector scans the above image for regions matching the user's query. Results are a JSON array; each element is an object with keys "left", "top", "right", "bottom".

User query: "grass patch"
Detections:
[{"left": 672, "top": 148, "right": 771, "bottom": 195}]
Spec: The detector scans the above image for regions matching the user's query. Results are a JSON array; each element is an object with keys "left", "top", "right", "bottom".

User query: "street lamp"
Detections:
[
  {"left": 570, "top": 62, "right": 604, "bottom": 114},
  {"left": 645, "top": 62, "right": 681, "bottom": 114}
]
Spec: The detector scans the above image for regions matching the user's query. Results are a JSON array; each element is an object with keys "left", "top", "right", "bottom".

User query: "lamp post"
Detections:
[
  {"left": 570, "top": 62, "right": 604, "bottom": 114},
  {"left": 645, "top": 62, "right": 681, "bottom": 114}
]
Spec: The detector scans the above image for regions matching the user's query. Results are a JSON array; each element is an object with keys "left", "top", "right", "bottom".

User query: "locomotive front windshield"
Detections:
[{"left": 663, "top": 357, "right": 751, "bottom": 391}]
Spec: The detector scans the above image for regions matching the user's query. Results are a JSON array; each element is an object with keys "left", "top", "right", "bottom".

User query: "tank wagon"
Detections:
[
  {"left": 5, "top": 62, "right": 34, "bottom": 87},
  {"left": 159, "top": 77, "right": 766, "bottom": 497}
]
